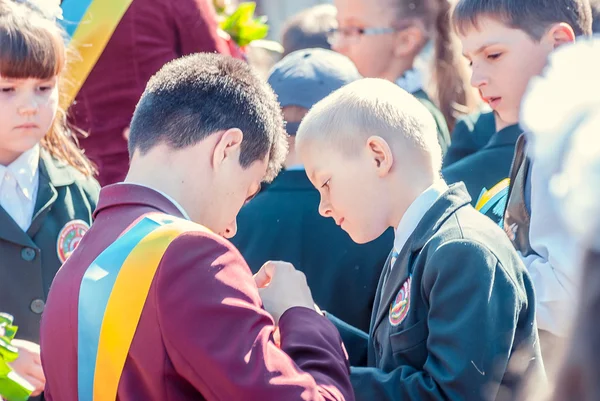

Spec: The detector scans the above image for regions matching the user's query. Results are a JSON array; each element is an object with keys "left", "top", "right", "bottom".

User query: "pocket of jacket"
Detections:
[{"left": 389, "top": 319, "right": 428, "bottom": 353}]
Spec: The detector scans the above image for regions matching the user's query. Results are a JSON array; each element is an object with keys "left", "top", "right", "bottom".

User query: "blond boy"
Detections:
[{"left": 257, "top": 78, "right": 545, "bottom": 401}]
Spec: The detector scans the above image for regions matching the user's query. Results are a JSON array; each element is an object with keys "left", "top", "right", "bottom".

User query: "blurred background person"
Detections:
[
  {"left": 62, "top": 0, "right": 241, "bottom": 186},
  {"left": 329, "top": 0, "right": 479, "bottom": 155}
]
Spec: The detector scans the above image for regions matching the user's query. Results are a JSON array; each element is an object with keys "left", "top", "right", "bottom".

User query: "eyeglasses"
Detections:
[{"left": 327, "top": 26, "right": 398, "bottom": 46}]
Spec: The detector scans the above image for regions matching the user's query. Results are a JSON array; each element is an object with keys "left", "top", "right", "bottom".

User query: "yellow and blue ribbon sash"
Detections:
[
  {"left": 59, "top": 0, "right": 134, "bottom": 109},
  {"left": 77, "top": 214, "right": 208, "bottom": 401},
  {"left": 475, "top": 178, "right": 510, "bottom": 217}
]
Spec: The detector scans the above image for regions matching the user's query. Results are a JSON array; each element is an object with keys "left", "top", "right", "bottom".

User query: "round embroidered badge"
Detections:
[
  {"left": 389, "top": 276, "right": 412, "bottom": 326},
  {"left": 56, "top": 220, "right": 89, "bottom": 263}
]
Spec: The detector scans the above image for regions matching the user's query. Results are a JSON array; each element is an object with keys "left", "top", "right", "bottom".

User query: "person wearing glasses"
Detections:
[{"left": 328, "top": 0, "right": 479, "bottom": 155}]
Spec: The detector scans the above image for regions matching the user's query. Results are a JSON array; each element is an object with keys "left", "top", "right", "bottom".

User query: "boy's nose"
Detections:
[
  {"left": 470, "top": 67, "right": 488, "bottom": 89},
  {"left": 222, "top": 220, "right": 238, "bottom": 239},
  {"left": 318, "top": 199, "right": 332, "bottom": 218}
]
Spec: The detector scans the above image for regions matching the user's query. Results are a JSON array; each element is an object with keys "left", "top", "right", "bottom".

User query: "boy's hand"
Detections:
[
  {"left": 254, "top": 261, "right": 316, "bottom": 324},
  {"left": 8, "top": 339, "right": 45, "bottom": 396}
]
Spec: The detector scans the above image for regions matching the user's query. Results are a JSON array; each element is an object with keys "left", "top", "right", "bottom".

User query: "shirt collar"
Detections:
[
  {"left": 0, "top": 145, "right": 40, "bottom": 201},
  {"left": 393, "top": 179, "right": 448, "bottom": 255},
  {"left": 285, "top": 164, "right": 305, "bottom": 171},
  {"left": 118, "top": 182, "right": 191, "bottom": 220}
]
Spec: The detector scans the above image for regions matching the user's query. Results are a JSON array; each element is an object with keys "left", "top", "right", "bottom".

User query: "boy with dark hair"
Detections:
[
  {"left": 443, "top": 0, "right": 592, "bottom": 224},
  {"left": 443, "top": 0, "right": 592, "bottom": 372},
  {"left": 40, "top": 53, "right": 354, "bottom": 401},
  {"left": 232, "top": 48, "right": 393, "bottom": 333}
]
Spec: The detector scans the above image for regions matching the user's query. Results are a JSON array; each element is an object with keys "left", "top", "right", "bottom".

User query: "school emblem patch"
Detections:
[
  {"left": 389, "top": 276, "right": 411, "bottom": 326},
  {"left": 57, "top": 220, "right": 89, "bottom": 263}
]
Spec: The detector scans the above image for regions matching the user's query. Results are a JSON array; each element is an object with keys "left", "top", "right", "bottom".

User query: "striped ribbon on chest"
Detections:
[{"left": 77, "top": 214, "right": 208, "bottom": 401}]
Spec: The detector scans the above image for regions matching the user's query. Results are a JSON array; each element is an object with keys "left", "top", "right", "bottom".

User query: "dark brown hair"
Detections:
[
  {"left": 128, "top": 53, "right": 288, "bottom": 183},
  {"left": 391, "top": 0, "right": 478, "bottom": 132},
  {"left": 0, "top": 0, "right": 96, "bottom": 177},
  {"left": 453, "top": 0, "right": 593, "bottom": 39}
]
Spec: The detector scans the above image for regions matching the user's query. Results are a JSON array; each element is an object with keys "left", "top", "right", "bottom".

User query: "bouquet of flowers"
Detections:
[{"left": 0, "top": 314, "right": 33, "bottom": 401}]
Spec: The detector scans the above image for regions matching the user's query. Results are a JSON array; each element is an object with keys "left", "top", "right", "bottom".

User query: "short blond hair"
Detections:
[{"left": 297, "top": 78, "right": 443, "bottom": 172}]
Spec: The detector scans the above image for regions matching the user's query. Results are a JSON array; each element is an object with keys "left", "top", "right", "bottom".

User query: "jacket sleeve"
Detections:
[
  {"left": 350, "top": 240, "right": 525, "bottom": 401},
  {"left": 172, "top": 0, "right": 236, "bottom": 57},
  {"left": 326, "top": 313, "right": 369, "bottom": 367},
  {"left": 156, "top": 231, "right": 354, "bottom": 401}
]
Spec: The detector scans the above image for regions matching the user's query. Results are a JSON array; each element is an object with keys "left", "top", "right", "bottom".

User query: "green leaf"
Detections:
[
  {"left": 220, "top": 2, "right": 256, "bottom": 32},
  {"left": 237, "top": 21, "right": 269, "bottom": 46},
  {"left": 0, "top": 371, "right": 34, "bottom": 401}
]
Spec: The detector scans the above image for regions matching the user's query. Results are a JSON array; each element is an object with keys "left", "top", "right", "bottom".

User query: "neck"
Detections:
[
  {"left": 0, "top": 148, "right": 24, "bottom": 166},
  {"left": 284, "top": 147, "right": 303, "bottom": 169},
  {"left": 388, "top": 170, "right": 438, "bottom": 229},
  {"left": 494, "top": 112, "right": 514, "bottom": 131},
  {"left": 383, "top": 56, "right": 416, "bottom": 84},
  {"left": 125, "top": 149, "right": 209, "bottom": 222}
]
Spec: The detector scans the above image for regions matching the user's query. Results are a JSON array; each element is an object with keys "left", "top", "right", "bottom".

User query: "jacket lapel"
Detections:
[
  {"left": 372, "top": 183, "right": 473, "bottom": 333},
  {"left": 373, "top": 245, "right": 413, "bottom": 332},
  {"left": 0, "top": 207, "right": 34, "bottom": 247},
  {"left": 27, "top": 151, "right": 73, "bottom": 238},
  {"left": 369, "top": 249, "right": 393, "bottom": 336},
  {"left": 27, "top": 165, "right": 57, "bottom": 238}
]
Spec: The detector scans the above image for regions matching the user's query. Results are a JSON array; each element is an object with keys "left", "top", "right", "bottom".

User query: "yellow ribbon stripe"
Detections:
[
  {"left": 61, "top": 0, "right": 134, "bottom": 109},
  {"left": 93, "top": 218, "right": 204, "bottom": 400},
  {"left": 475, "top": 178, "right": 510, "bottom": 211}
]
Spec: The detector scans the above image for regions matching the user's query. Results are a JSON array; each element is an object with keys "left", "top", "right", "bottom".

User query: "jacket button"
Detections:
[
  {"left": 30, "top": 299, "right": 45, "bottom": 314},
  {"left": 21, "top": 247, "right": 36, "bottom": 262}
]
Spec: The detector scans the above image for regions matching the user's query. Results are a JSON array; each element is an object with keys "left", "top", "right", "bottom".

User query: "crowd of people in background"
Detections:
[{"left": 1, "top": 0, "right": 600, "bottom": 400}]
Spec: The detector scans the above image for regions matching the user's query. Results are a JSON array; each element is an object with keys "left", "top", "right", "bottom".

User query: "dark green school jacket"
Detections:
[
  {"left": 412, "top": 89, "right": 451, "bottom": 156},
  {"left": 231, "top": 169, "right": 394, "bottom": 333},
  {"left": 443, "top": 110, "right": 496, "bottom": 167},
  {"left": 441, "top": 123, "right": 522, "bottom": 226},
  {"left": 329, "top": 183, "right": 545, "bottom": 401},
  {"left": 0, "top": 150, "right": 99, "bottom": 344}
]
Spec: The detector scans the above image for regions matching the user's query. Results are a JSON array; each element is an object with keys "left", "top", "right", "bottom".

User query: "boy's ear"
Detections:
[
  {"left": 546, "top": 23, "right": 576, "bottom": 48},
  {"left": 212, "top": 128, "right": 243, "bottom": 170},
  {"left": 366, "top": 136, "right": 394, "bottom": 177}
]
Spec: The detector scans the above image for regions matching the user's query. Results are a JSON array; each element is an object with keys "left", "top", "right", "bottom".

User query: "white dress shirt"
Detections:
[
  {"left": 391, "top": 180, "right": 448, "bottom": 269},
  {"left": 0, "top": 146, "right": 40, "bottom": 232}
]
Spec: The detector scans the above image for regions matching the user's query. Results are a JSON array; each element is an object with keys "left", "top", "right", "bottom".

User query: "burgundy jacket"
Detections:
[
  {"left": 40, "top": 184, "right": 354, "bottom": 400},
  {"left": 69, "top": 0, "right": 239, "bottom": 186}
]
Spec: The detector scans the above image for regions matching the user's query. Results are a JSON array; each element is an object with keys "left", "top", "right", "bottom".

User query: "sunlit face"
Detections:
[
  {"left": 300, "top": 139, "right": 390, "bottom": 244},
  {"left": 333, "top": 0, "right": 400, "bottom": 80},
  {"left": 459, "top": 17, "right": 553, "bottom": 125},
  {"left": 0, "top": 75, "right": 58, "bottom": 164},
  {"left": 209, "top": 156, "right": 266, "bottom": 239}
]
